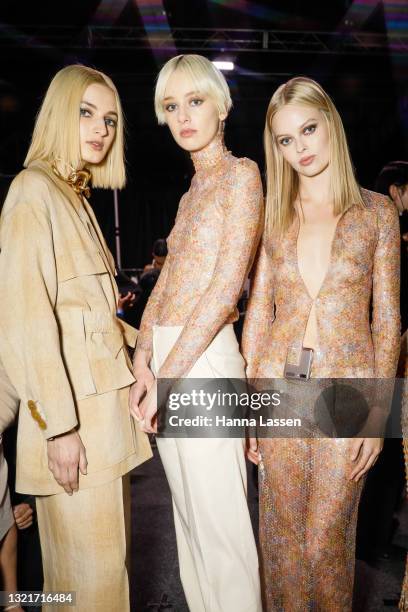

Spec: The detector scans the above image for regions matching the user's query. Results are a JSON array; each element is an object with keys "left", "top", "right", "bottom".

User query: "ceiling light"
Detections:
[{"left": 212, "top": 61, "right": 234, "bottom": 71}]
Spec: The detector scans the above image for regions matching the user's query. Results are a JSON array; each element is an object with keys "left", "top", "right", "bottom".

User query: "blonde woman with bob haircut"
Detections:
[
  {"left": 0, "top": 64, "right": 151, "bottom": 611},
  {"left": 242, "top": 76, "right": 400, "bottom": 610},
  {"left": 130, "top": 54, "right": 263, "bottom": 612}
]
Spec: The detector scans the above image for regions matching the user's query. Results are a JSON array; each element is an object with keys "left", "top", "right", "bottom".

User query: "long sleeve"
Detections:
[
  {"left": 371, "top": 197, "right": 401, "bottom": 377},
  {"left": 136, "top": 256, "right": 170, "bottom": 353},
  {"left": 158, "top": 159, "right": 263, "bottom": 379},
  {"left": 0, "top": 196, "right": 78, "bottom": 439},
  {"left": 241, "top": 238, "right": 274, "bottom": 379},
  {"left": 135, "top": 193, "right": 190, "bottom": 355}
]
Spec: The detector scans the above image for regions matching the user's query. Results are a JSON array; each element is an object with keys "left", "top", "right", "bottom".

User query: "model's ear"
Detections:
[
  {"left": 219, "top": 112, "right": 227, "bottom": 122},
  {"left": 389, "top": 184, "right": 398, "bottom": 202}
]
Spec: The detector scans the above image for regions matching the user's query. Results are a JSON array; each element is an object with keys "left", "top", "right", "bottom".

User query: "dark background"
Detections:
[{"left": 0, "top": 0, "right": 407, "bottom": 268}]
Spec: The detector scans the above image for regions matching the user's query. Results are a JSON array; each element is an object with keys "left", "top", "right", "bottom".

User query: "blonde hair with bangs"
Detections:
[
  {"left": 154, "top": 54, "right": 232, "bottom": 125},
  {"left": 24, "top": 64, "right": 126, "bottom": 189},
  {"left": 264, "top": 76, "right": 364, "bottom": 236}
]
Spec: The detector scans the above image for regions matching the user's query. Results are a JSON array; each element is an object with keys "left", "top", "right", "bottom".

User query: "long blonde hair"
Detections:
[
  {"left": 24, "top": 64, "right": 126, "bottom": 189},
  {"left": 264, "top": 76, "right": 363, "bottom": 236}
]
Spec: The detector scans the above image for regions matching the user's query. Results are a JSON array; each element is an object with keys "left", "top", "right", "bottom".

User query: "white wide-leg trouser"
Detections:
[{"left": 153, "top": 324, "right": 262, "bottom": 612}]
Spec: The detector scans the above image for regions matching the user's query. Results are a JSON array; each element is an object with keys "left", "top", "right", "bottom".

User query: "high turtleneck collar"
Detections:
[{"left": 190, "top": 135, "right": 230, "bottom": 172}]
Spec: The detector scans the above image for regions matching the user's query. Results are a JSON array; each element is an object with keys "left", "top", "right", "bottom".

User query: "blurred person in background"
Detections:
[
  {"left": 132, "top": 238, "right": 168, "bottom": 328},
  {"left": 143, "top": 237, "right": 168, "bottom": 273},
  {"left": 116, "top": 270, "right": 140, "bottom": 320},
  {"left": 376, "top": 161, "right": 408, "bottom": 333}
]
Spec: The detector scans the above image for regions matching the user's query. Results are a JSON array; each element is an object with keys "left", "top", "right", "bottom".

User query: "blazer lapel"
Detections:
[
  {"left": 81, "top": 198, "right": 116, "bottom": 276},
  {"left": 28, "top": 160, "right": 116, "bottom": 277}
]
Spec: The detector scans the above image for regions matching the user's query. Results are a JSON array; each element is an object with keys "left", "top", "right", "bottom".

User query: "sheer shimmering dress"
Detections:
[
  {"left": 242, "top": 189, "right": 400, "bottom": 611},
  {"left": 400, "top": 337, "right": 408, "bottom": 610}
]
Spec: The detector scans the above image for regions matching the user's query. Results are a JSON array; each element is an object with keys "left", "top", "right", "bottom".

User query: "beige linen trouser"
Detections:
[
  {"left": 153, "top": 324, "right": 262, "bottom": 612},
  {"left": 36, "top": 475, "right": 131, "bottom": 612}
]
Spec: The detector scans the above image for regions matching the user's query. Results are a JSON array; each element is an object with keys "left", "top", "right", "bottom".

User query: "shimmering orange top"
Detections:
[
  {"left": 242, "top": 188, "right": 401, "bottom": 379},
  {"left": 136, "top": 135, "right": 264, "bottom": 379}
]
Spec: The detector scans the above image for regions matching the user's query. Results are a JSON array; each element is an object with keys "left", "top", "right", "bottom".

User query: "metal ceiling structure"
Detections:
[{"left": 1, "top": 25, "right": 407, "bottom": 56}]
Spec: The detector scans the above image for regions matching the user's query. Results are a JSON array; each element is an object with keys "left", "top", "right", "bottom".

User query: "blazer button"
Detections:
[
  {"left": 27, "top": 400, "right": 47, "bottom": 430},
  {"left": 27, "top": 400, "right": 37, "bottom": 413},
  {"left": 37, "top": 417, "right": 47, "bottom": 430}
]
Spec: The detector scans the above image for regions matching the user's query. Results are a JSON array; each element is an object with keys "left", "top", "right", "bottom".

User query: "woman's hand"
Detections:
[
  {"left": 349, "top": 437, "right": 383, "bottom": 482},
  {"left": 246, "top": 436, "right": 261, "bottom": 465},
  {"left": 139, "top": 380, "right": 158, "bottom": 434},
  {"left": 13, "top": 502, "right": 34, "bottom": 530},
  {"left": 118, "top": 291, "right": 136, "bottom": 312},
  {"left": 47, "top": 431, "right": 87, "bottom": 495},
  {"left": 129, "top": 366, "right": 155, "bottom": 421}
]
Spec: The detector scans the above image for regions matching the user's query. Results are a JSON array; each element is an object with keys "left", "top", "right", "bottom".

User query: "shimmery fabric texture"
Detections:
[
  {"left": 400, "top": 344, "right": 408, "bottom": 610},
  {"left": 136, "top": 135, "right": 264, "bottom": 379},
  {"left": 243, "top": 189, "right": 400, "bottom": 611}
]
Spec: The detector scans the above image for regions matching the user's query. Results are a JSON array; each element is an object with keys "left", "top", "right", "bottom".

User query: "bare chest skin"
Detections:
[{"left": 296, "top": 202, "right": 341, "bottom": 349}]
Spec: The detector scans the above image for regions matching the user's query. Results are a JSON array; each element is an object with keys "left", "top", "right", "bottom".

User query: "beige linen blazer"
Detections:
[{"left": 0, "top": 160, "right": 152, "bottom": 495}]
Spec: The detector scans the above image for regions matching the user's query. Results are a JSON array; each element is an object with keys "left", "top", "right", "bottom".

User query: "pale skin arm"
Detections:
[
  {"left": 133, "top": 356, "right": 172, "bottom": 434},
  {"left": 138, "top": 379, "right": 159, "bottom": 434},
  {"left": 246, "top": 436, "right": 261, "bottom": 466},
  {"left": 129, "top": 349, "right": 155, "bottom": 422},
  {"left": 46, "top": 430, "right": 88, "bottom": 495},
  {"left": 349, "top": 437, "right": 383, "bottom": 482},
  {"left": 138, "top": 378, "right": 174, "bottom": 434},
  {"left": 0, "top": 524, "right": 24, "bottom": 612},
  {"left": 129, "top": 255, "right": 173, "bottom": 423}
]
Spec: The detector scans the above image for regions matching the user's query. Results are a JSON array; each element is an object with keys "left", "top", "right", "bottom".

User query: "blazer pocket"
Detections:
[
  {"left": 58, "top": 309, "right": 135, "bottom": 400},
  {"left": 56, "top": 249, "right": 107, "bottom": 282}
]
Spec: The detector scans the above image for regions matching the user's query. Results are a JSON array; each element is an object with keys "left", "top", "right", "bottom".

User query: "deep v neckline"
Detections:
[{"left": 294, "top": 210, "right": 346, "bottom": 302}]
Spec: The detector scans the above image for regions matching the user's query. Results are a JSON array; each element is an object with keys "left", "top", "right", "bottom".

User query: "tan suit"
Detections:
[{"left": 0, "top": 160, "right": 152, "bottom": 610}]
